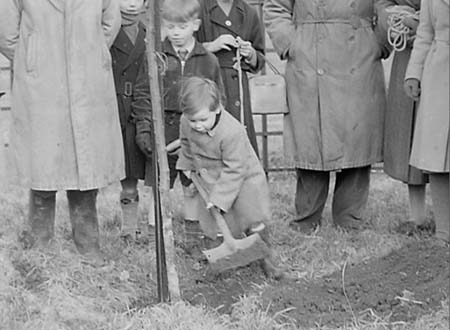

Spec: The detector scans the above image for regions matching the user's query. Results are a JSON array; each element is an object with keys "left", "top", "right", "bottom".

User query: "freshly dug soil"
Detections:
[{"left": 179, "top": 236, "right": 449, "bottom": 328}]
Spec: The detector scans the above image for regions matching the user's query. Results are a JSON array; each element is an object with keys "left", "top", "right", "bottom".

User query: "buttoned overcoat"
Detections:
[
  {"left": 264, "top": 0, "right": 387, "bottom": 170},
  {"left": 406, "top": 0, "right": 449, "bottom": 172},
  {"left": 111, "top": 22, "right": 147, "bottom": 180},
  {"left": 0, "top": 0, "right": 124, "bottom": 190},
  {"left": 176, "top": 110, "right": 270, "bottom": 237}
]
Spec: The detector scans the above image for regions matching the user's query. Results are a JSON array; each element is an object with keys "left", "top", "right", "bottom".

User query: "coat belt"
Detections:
[{"left": 296, "top": 16, "right": 373, "bottom": 29}]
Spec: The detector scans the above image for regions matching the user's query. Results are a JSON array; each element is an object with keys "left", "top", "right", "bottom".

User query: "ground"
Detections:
[
  {"left": 177, "top": 221, "right": 449, "bottom": 329},
  {"left": 1, "top": 168, "right": 449, "bottom": 330}
]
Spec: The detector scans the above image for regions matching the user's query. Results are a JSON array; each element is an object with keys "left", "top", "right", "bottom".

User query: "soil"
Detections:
[{"left": 177, "top": 229, "right": 450, "bottom": 328}]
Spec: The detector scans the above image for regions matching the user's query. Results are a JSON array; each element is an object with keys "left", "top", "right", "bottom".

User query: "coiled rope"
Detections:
[{"left": 387, "top": 7, "right": 419, "bottom": 52}]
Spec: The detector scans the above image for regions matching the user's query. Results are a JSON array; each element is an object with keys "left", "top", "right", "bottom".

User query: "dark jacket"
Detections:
[
  {"left": 196, "top": 0, "right": 265, "bottom": 153},
  {"left": 110, "top": 22, "right": 147, "bottom": 179}
]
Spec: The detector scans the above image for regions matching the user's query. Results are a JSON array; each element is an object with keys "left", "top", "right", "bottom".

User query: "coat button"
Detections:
[
  {"left": 200, "top": 168, "right": 207, "bottom": 174},
  {"left": 234, "top": 100, "right": 241, "bottom": 107},
  {"left": 317, "top": 68, "right": 324, "bottom": 75},
  {"left": 225, "top": 20, "right": 232, "bottom": 26}
]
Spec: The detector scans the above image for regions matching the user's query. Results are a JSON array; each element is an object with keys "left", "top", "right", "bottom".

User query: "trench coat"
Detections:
[
  {"left": 406, "top": 0, "right": 449, "bottom": 172},
  {"left": 378, "top": 0, "right": 427, "bottom": 184},
  {"left": 176, "top": 110, "right": 270, "bottom": 238},
  {"left": 111, "top": 23, "right": 147, "bottom": 180},
  {"left": 196, "top": 0, "right": 266, "bottom": 155},
  {"left": 0, "top": 0, "right": 124, "bottom": 190},
  {"left": 264, "top": 0, "right": 388, "bottom": 171}
]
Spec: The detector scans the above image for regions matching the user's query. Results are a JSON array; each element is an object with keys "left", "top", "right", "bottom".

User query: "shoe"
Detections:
[
  {"left": 288, "top": 219, "right": 320, "bottom": 235},
  {"left": 396, "top": 220, "right": 435, "bottom": 236},
  {"left": 335, "top": 218, "right": 367, "bottom": 232},
  {"left": 260, "top": 258, "right": 285, "bottom": 280},
  {"left": 184, "top": 219, "right": 204, "bottom": 240},
  {"left": 396, "top": 221, "right": 418, "bottom": 236}
]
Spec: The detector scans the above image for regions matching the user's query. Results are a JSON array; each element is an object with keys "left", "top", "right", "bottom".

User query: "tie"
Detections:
[{"left": 178, "top": 48, "right": 188, "bottom": 61}]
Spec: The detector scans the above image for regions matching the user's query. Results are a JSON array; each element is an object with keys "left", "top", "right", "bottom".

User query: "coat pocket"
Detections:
[{"left": 25, "top": 32, "right": 38, "bottom": 73}]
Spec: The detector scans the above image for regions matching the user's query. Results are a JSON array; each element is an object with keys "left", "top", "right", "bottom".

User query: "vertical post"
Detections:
[{"left": 146, "top": 0, "right": 181, "bottom": 303}]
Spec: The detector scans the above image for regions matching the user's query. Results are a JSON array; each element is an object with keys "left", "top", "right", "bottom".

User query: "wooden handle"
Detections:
[{"left": 191, "top": 173, "right": 238, "bottom": 248}]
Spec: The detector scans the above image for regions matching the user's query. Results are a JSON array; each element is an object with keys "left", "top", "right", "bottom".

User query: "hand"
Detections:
[
  {"left": 402, "top": 15, "right": 419, "bottom": 37},
  {"left": 236, "top": 37, "right": 255, "bottom": 61},
  {"left": 135, "top": 132, "right": 152, "bottom": 158},
  {"left": 210, "top": 34, "right": 238, "bottom": 52},
  {"left": 404, "top": 78, "right": 421, "bottom": 101},
  {"left": 166, "top": 139, "right": 181, "bottom": 156}
]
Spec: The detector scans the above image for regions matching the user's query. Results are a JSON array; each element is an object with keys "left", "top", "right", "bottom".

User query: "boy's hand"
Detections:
[
  {"left": 404, "top": 78, "right": 421, "bottom": 101},
  {"left": 166, "top": 139, "right": 181, "bottom": 155},
  {"left": 135, "top": 132, "right": 152, "bottom": 158}
]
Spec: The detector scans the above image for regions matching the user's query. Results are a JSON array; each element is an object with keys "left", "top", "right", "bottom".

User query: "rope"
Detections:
[
  {"left": 387, "top": 7, "right": 419, "bottom": 52},
  {"left": 235, "top": 47, "right": 245, "bottom": 126}
]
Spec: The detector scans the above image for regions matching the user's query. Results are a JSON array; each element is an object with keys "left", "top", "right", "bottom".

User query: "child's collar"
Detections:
[{"left": 206, "top": 109, "right": 223, "bottom": 137}]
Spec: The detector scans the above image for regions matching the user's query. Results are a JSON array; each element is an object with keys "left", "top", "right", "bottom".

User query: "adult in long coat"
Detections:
[
  {"left": 196, "top": 0, "right": 265, "bottom": 155},
  {"left": 0, "top": 0, "right": 124, "bottom": 256},
  {"left": 404, "top": 0, "right": 449, "bottom": 243},
  {"left": 377, "top": 0, "right": 429, "bottom": 231},
  {"left": 264, "top": 0, "right": 388, "bottom": 232}
]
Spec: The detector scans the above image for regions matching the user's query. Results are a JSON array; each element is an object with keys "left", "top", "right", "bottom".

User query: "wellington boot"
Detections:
[
  {"left": 27, "top": 190, "right": 56, "bottom": 248},
  {"left": 67, "top": 190, "right": 101, "bottom": 256}
]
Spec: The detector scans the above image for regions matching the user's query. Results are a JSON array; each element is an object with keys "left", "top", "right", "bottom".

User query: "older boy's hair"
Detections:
[
  {"left": 179, "top": 77, "right": 221, "bottom": 115},
  {"left": 162, "top": 0, "right": 201, "bottom": 22}
]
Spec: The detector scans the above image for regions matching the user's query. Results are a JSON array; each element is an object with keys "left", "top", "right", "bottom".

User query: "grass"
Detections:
[{"left": 0, "top": 165, "right": 448, "bottom": 330}]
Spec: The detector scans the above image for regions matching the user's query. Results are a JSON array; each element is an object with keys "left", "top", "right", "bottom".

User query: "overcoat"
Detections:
[
  {"left": 0, "top": 0, "right": 124, "bottom": 190},
  {"left": 264, "top": 0, "right": 387, "bottom": 171},
  {"left": 196, "top": 0, "right": 265, "bottom": 154},
  {"left": 406, "top": 0, "right": 449, "bottom": 172},
  {"left": 111, "top": 22, "right": 147, "bottom": 180},
  {"left": 378, "top": 0, "right": 427, "bottom": 184},
  {"left": 176, "top": 110, "right": 270, "bottom": 238}
]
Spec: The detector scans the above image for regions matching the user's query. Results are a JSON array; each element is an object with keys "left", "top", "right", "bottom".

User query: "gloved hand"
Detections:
[
  {"left": 404, "top": 78, "right": 421, "bottom": 101},
  {"left": 402, "top": 15, "right": 419, "bottom": 36},
  {"left": 135, "top": 120, "right": 152, "bottom": 158},
  {"left": 135, "top": 132, "right": 152, "bottom": 158}
]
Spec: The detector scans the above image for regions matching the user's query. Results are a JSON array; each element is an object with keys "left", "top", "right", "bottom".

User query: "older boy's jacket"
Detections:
[
  {"left": 177, "top": 110, "right": 271, "bottom": 237},
  {"left": 110, "top": 22, "right": 147, "bottom": 179},
  {"left": 133, "top": 39, "right": 224, "bottom": 131},
  {"left": 162, "top": 39, "right": 224, "bottom": 112}
]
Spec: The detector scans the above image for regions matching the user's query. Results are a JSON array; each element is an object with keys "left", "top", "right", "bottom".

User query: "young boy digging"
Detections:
[{"left": 176, "top": 76, "right": 284, "bottom": 279}]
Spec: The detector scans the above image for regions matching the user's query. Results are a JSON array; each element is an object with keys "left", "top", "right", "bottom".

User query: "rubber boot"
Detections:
[
  {"left": 67, "top": 190, "right": 102, "bottom": 259},
  {"left": 27, "top": 190, "right": 56, "bottom": 248},
  {"left": 120, "top": 192, "right": 139, "bottom": 242}
]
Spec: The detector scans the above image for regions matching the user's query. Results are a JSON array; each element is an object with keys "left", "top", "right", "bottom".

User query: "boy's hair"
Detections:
[
  {"left": 162, "top": 0, "right": 201, "bottom": 22},
  {"left": 179, "top": 77, "right": 221, "bottom": 115}
]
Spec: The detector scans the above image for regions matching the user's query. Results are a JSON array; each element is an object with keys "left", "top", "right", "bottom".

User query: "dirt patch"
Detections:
[
  {"left": 264, "top": 241, "right": 449, "bottom": 327},
  {"left": 177, "top": 231, "right": 449, "bottom": 327}
]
